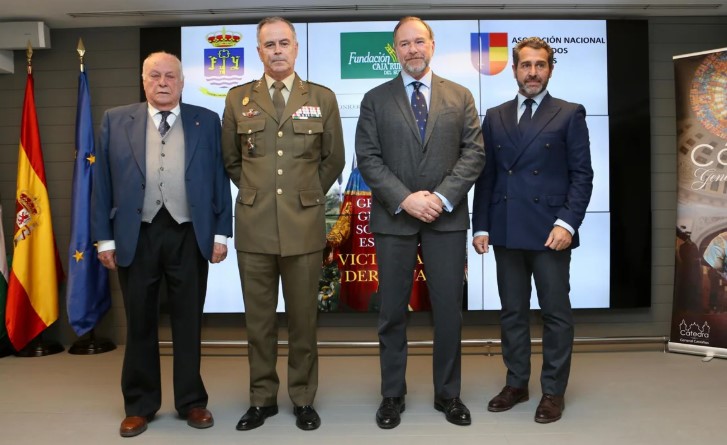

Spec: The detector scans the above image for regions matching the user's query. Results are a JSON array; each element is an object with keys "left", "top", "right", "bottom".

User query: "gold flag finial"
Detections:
[
  {"left": 77, "top": 38, "right": 86, "bottom": 72},
  {"left": 26, "top": 40, "right": 33, "bottom": 75}
]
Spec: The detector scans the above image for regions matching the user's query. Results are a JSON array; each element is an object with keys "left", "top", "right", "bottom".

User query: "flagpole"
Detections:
[
  {"left": 67, "top": 38, "right": 115, "bottom": 355},
  {"left": 14, "top": 41, "right": 65, "bottom": 358}
]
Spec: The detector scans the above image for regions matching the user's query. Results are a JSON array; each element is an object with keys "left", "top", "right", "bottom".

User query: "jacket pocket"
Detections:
[
  {"left": 546, "top": 194, "right": 566, "bottom": 207},
  {"left": 292, "top": 120, "right": 324, "bottom": 159},
  {"left": 238, "top": 187, "right": 257, "bottom": 206},
  {"left": 299, "top": 189, "right": 325, "bottom": 207},
  {"left": 237, "top": 119, "right": 266, "bottom": 157}
]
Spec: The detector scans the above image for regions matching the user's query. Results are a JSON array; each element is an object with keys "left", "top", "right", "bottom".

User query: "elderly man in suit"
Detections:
[
  {"left": 472, "top": 37, "right": 593, "bottom": 424},
  {"left": 356, "top": 16, "right": 485, "bottom": 429},
  {"left": 221, "top": 17, "right": 345, "bottom": 432},
  {"left": 92, "top": 52, "right": 232, "bottom": 437}
]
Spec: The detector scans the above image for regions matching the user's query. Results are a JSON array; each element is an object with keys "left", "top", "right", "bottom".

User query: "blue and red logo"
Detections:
[{"left": 471, "top": 32, "right": 508, "bottom": 76}]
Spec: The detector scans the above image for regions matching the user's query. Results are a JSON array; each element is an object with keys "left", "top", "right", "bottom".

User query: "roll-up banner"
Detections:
[{"left": 669, "top": 47, "right": 727, "bottom": 358}]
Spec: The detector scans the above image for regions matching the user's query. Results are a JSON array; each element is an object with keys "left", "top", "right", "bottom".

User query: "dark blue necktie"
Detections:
[
  {"left": 411, "top": 81, "right": 428, "bottom": 141},
  {"left": 158, "top": 111, "right": 171, "bottom": 137},
  {"left": 518, "top": 98, "right": 534, "bottom": 134}
]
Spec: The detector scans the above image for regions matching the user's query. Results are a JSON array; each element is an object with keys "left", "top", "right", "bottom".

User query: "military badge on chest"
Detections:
[{"left": 292, "top": 106, "right": 322, "bottom": 120}]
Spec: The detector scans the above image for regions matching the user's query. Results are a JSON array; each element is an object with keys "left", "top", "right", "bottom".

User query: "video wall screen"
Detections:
[{"left": 180, "top": 19, "right": 612, "bottom": 313}]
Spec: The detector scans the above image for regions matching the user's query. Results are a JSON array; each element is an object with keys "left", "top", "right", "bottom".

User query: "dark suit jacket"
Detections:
[
  {"left": 92, "top": 102, "right": 232, "bottom": 267},
  {"left": 221, "top": 74, "right": 345, "bottom": 256},
  {"left": 472, "top": 93, "right": 593, "bottom": 250},
  {"left": 355, "top": 73, "right": 485, "bottom": 235}
]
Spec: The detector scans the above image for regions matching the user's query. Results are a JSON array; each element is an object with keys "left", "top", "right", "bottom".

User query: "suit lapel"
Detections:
[
  {"left": 423, "top": 74, "right": 446, "bottom": 147},
  {"left": 519, "top": 93, "right": 559, "bottom": 149},
  {"left": 251, "top": 77, "right": 277, "bottom": 123},
  {"left": 283, "top": 75, "right": 308, "bottom": 127},
  {"left": 390, "top": 75, "right": 422, "bottom": 143},
  {"left": 180, "top": 103, "right": 200, "bottom": 171},
  {"left": 126, "top": 103, "right": 148, "bottom": 176},
  {"left": 499, "top": 98, "right": 520, "bottom": 169}
]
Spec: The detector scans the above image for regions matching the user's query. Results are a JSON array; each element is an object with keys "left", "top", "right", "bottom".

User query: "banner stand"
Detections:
[{"left": 668, "top": 47, "right": 727, "bottom": 358}]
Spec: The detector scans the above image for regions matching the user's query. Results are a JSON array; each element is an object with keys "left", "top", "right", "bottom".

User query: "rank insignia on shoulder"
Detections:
[
  {"left": 242, "top": 96, "right": 249, "bottom": 106},
  {"left": 243, "top": 108, "right": 260, "bottom": 118}
]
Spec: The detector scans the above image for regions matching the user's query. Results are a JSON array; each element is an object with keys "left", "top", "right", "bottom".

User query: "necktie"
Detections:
[
  {"left": 411, "top": 81, "right": 428, "bottom": 141},
  {"left": 158, "top": 111, "right": 171, "bottom": 137},
  {"left": 272, "top": 81, "right": 286, "bottom": 120},
  {"left": 518, "top": 98, "right": 535, "bottom": 134}
]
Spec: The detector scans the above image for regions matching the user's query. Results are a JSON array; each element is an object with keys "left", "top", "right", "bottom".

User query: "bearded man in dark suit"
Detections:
[{"left": 472, "top": 36, "right": 594, "bottom": 424}]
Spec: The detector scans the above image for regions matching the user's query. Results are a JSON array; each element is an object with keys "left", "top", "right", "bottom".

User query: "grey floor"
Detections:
[{"left": 1, "top": 346, "right": 725, "bottom": 444}]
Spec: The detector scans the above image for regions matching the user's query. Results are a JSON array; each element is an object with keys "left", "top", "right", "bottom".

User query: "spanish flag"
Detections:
[{"left": 5, "top": 70, "right": 64, "bottom": 352}]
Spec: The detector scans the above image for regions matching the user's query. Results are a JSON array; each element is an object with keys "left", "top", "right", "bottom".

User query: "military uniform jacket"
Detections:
[{"left": 222, "top": 74, "right": 345, "bottom": 256}]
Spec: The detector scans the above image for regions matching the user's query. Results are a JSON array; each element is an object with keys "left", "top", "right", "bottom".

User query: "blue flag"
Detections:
[{"left": 66, "top": 70, "right": 110, "bottom": 336}]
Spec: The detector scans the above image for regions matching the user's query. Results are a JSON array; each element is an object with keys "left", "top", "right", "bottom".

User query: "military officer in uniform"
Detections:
[{"left": 221, "top": 16, "right": 345, "bottom": 432}]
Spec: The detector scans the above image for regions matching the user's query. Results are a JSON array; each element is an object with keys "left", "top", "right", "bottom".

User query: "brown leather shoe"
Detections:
[
  {"left": 119, "top": 416, "right": 148, "bottom": 437},
  {"left": 186, "top": 407, "right": 214, "bottom": 429},
  {"left": 534, "top": 394, "right": 565, "bottom": 424},
  {"left": 487, "top": 385, "right": 529, "bottom": 412}
]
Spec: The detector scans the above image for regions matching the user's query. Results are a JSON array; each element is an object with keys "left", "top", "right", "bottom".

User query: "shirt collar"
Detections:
[
  {"left": 265, "top": 73, "right": 295, "bottom": 91},
  {"left": 401, "top": 70, "right": 433, "bottom": 90},
  {"left": 148, "top": 103, "right": 181, "bottom": 118},
  {"left": 517, "top": 90, "right": 547, "bottom": 108}
]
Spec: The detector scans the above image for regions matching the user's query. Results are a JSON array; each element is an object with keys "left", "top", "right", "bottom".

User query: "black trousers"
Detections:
[
  {"left": 117, "top": 207, "right": 209, "bottom": 417},
  {"left": 493, "top": 247, "right": 573, "bottom": 396}
]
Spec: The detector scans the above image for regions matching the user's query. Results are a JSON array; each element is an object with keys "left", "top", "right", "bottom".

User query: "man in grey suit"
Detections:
[
  {"left": 93, "top": 52, "right": 232, "bottom": 437},
  {"left": 472, "top": 37, "right": 593, "bottom": 424},
  {"left": 356, "top": 16, "right": 485, "bottom": 429}
]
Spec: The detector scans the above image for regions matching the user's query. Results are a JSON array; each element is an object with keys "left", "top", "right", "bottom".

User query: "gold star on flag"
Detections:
[
  {"left": 73, "top": 250, "right": 84, "bottom": 262},
  {"left": 86, "top": 153, "right": 96, "bottom": 165}
]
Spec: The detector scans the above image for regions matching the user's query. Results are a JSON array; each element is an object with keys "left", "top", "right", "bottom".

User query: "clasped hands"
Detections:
[{"left": 401, "top": 191, "right": 443, "bottom": 223}]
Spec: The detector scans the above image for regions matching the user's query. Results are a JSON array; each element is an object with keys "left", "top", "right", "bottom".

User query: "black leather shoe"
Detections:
[
  {"left": 434, "top": 397, "right": 471, "bottom": 426},
  {"left": 376, "top": 396, "right": 405, "bottom": 429},
  {"left": 534, "top": 394, "right": 564, "bottom": 424},
  {"left": 293, "top": 405, "right": 321, "bottom": 431},
  {"left": 488, "top": 385, "right": 529, "bottom": 412},
  {"left": 235, "top": 405, "right": 278, "bottom": 431}
]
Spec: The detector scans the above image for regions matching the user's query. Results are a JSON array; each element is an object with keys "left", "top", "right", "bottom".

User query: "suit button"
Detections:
[
  {"left": 137, "top": 209, "right": 142, "bottom": 214},
  {"left": 277, "top": 169, "right": 283, "bottom": 175},
  {"left": 533, "top": 170, "right": 539, "bottom": 175},
  {"left": 496, "top": 145, "right": 501, "bottom": 150},
  {"left": 156, "top": 200, "right": 161, "bottom": 205},
  {"left": 503, "top": 195, "right": 508, "bottom": 200},
  {"left": 508, "top": 170, "right": 513, "bottom": 175},
  {"left": 533, "top": 197, "right": 539, "bottom": 203},
  {"left": 277, "top": 150, "right": 284, "bottom": 156},
  {"left": 141, "top": 184, "right": 145, "bottom": 189},
  {"left": 545, "top": 143, "right": 551, "bottom": 149},
  {"left": 277, "top": 188, "right": 283, "bottom": 195},
  {"left": 277, "top": 131, "right": 283, "bottom": 138}
]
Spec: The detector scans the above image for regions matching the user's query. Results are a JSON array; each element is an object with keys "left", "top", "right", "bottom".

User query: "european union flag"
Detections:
[{"left": 66, "top": 69, "right": 110, "bottom": 336}]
